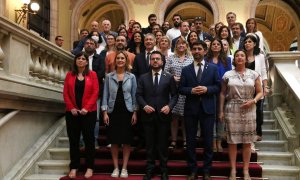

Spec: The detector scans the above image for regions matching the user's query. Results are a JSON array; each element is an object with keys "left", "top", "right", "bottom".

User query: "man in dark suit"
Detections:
[
  {"left": 132, "top": 33, "right": 166, "bottom": 80},
  {"left": 136, "top": 51, "right": 178, "bottom": 180},
  {"left": 171, "top": 21, "right": 190, "bottom": 52},
  {"left": 232, "top": 22, "right": 245, "bottom": 51},
  {"left": 179, "top": 41, "right": 220, "bottom": 180},
  {"left": 194, "top": 17, "right": 212, "bottom": 42}
]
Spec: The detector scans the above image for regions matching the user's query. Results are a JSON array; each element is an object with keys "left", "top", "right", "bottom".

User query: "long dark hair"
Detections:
[
  {"left": 206, "top": 38, "right": 228, "bottom": 67},
  {"left": 187, "top": 31, "right": 200, "bottom": 49},
  {"left": 128, "top": 31, "right": 145, "bottom": 54},
  {"left": 217, "top": 25, "right": 233, "bottom": 49},
  {"left": 243, "top": 33, "right": 260, "bottom": 55},
  {"left": 72, "top": 51, "right": 90, "bottom": 75}
]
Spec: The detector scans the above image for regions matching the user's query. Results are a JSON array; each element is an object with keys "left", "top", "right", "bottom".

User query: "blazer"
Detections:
[
  {"left": 91, "top": 54, "right": 105, "bottom": 92},
  {"left": 132, "top": 52, "right": 166, "bottom": 80},
  {"left": 101, "top": 71, "right": 138, "bottom": 113},
  {"left": 136, "top": 71, "right": 178, "bottom": 122},
  {"left": 254, "top": 53, "right": 268, "bottom": 81},
  {"left": 63, "top": 71, "right": 99, "bottom": 112},
  {"left": 179, "top": 62, "right": 220, "bottom": 115}
]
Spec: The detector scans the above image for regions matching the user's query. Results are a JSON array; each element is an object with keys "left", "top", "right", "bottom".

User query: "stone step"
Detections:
[
  {"left": 263, "top": 111, "right": 273, "bottom": 119},
  {"left": 36, "top": 160, "right": 69, "bottom": 174},
  {"left": 56, "top": 137, "right": 69, "bottom": 148},
  {"left": 261, "top": 129, "right": 281, "bottom": 140},
  {"left": 257, "top": 151, "right": 294, "bottom": 165},
  {"left": 48, "top": 148, "right": 69, "bottom": 160},
  {"left": 255, "top": 140, "right": 287, "bottom": 152},
  {"left": 262, "top": 119, "right": 276, "bottom": 130},
  {"left": 261, "top": 165, "right": 300, "bottom": 180},
  {"left": 23, "top": 174, "right": 65, "bottom": 180}
]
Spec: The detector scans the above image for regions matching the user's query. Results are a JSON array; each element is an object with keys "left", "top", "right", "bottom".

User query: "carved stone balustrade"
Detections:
[{"left": 0, "top": 16, "right": 73, "bottom": 106}]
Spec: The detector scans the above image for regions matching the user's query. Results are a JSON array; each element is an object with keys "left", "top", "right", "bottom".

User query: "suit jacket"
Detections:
[
  {"left": 91, "top": 54, "right": 105, "bottom": 97},
  {"left": 200, "top": 32, "right": 213, "bottom": 41},
  {"left": 136, "top": 71, "right": 178, "bottom": 122},
  {"left": 132, "top": 52, "right": 166, "bottom": 80},
  {"left": 63, "top": 71, "right": 99, "bottom": 112},
  {"left": 179, "top": 62, "right": 220, "bottom": 115}
]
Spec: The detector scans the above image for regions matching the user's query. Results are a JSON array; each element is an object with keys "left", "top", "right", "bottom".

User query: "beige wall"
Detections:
[{"left": 1, "top": 0, "right": 299, "bottom": 51}]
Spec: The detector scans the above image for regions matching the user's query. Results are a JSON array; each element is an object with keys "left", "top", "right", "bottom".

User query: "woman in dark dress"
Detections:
[
  {"left": 63, "top": 52, "right": 99, "bottom": 179},
  {"left": 101, "top": 51, "right": 138, "bottom": 178}
]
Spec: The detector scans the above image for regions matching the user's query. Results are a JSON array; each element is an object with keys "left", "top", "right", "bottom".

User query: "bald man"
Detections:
[{"left": 100, "top": 20, "right": 118, "bottom": 43}]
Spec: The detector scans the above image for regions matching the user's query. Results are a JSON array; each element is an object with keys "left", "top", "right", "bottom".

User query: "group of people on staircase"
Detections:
[{"left": 62, "top": 11, "right": 269, "bottom": 180}]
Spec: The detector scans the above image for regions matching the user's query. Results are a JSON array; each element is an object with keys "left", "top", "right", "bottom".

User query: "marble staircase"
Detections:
[{"left": 22, "top": 99, "right": 300, "bottom": 180}]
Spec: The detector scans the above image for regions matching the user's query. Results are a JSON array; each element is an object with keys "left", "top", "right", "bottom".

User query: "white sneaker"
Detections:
[
  {"left": 120, "top": 169, "right": 128, "bottom": 178},
  {"left": 111, "top": 168, "right": 119, "bottom": 178},
  {"left": 251, "top": 142, "right": 256, "bottom": 153}
]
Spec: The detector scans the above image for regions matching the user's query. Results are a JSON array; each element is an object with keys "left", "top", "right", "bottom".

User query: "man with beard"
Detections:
[
  {"left": 179, "top": 41, "right": 220, "bottom": 180},
  {"left": 136, "top": 51, "right": 178, "bottom": 180},
  {"left": 84, "top": 38, "right": 106, "bottom": 147},
  {"left": 105, "top": 35, "right": 135, "bottom": 73},
  {"left": 162, "top": 21, "right": 171, "bottom": 34},
  {"left": 193, "top": 17, "right": 212, "bottom": 41},
  {"left": 142, "top": 14, "right": 157, "bottom": 35},
  {"left": 166, "top": 14, "right": 182, "bottom": 41},
  {"left": 171, "top": 21, "right": 190, "bottom": 52}
]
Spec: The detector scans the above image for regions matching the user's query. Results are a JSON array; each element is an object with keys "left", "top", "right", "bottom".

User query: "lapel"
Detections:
[
  {"left": 123, "top": 72, "right": 130, "bottom": 84},
  {"left": 146, "top": 72, "right": 155, "bottom": 89},
  {"left": 111, "top": 72, "right": 118, "bottom": 83},
  {"left": 201, "top": 62, "right": 209, "bottom": 81},
  {"left": 188, "top": 63, "right": 197, "bottom": 80},
  {"left": 141, "top": 52, "right": 149, "bottom": 70}
]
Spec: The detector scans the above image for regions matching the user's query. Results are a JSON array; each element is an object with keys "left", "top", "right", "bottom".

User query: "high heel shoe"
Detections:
[
  {"left": 68, "top": 169, "right": 77, "bottom": 179},
  {"left": 169, "top": 141, "right": 176, "bottom": 149},
  {"left": 84, "top": 168, "right": 93, "bottom": 179}
]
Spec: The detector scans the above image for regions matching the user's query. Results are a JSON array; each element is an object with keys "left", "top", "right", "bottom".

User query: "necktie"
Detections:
[
  {"left": 154, "top": 72, "right": 159, "bottom": 90},
  {"left": 146, "top": 52, "right": 150, "bottom": 66},
  {"left": 197, "top": 63, "right": 202, "bottom": 82}
]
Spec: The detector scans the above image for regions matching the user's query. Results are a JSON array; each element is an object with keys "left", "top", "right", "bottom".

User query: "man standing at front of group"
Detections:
[
  {"left": 136, "top": 51, "right": 178, "bottom": 180},
  {"left": 179, "top": 41, "right": 220, "bottom": 180}
]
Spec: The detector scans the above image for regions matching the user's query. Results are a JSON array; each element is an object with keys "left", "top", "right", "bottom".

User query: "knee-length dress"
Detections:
[
  {"left": 222, "top": 69, "right": 259, "bottom": 144},
  {"left": 108, "top": 81, "right": 133, "bottom": 144},
  {"left": 164, "top": 54, "right": 194, "bottom": 116}
]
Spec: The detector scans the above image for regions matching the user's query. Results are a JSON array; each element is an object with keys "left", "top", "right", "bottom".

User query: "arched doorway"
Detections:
[
  {"left": 156, "top": 0, "right": 215, "bottom": 32},
  {"left": 70, "top": 0, "right": 133, "bottom": 43},
  {"left": 255, "top": 0, "right": 300, "bottom": 51}
]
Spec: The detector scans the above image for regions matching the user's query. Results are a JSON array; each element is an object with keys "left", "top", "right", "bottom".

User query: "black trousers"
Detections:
[
  {"left": 66, "top": 111, "right": 96, "bottom": 170},
  {"left": 256, "top": 99, "right": 264, "bottom": 136},
  {"left": 185, "top": 105, "right": 215, "bottom": 175},
  {"left": 142, "top": 112, "right": 171, "bottom": 174}
]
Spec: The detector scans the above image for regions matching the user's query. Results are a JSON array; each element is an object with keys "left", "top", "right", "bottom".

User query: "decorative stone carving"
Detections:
[{"left": 132, "top": 0, "right": 155, "bottom": 5}]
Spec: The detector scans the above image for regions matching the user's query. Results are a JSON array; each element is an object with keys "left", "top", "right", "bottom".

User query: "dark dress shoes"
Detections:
[
  {"left": 161, "top": 172, "right": 169, "bottom": 180},
  {"left": 143, "top": 172, "right": 153, "bottom": 180},
  {"left": 187, "top": 172, "right": 198, "bottom": 180},
  {"left": 203, "top": 172, "right": 211, "bottom": 180}
]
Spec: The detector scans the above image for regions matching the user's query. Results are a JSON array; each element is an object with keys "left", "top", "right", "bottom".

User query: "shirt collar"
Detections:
[
  {"left": 194, "top": 60, "right": 205, "bottom": 66},
  {"left": 152, "top": 69, "right": 162, "bottom": 76}
]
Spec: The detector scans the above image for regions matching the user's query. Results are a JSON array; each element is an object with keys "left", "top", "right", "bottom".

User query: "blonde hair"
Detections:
[
  {"left": 114, "top": 51, "right": 132, "bottom": 72},
  {"left": 158, "top": 35, "right": 171, "bottom": 49},
  {"left": 174, "top": 36, "right": 191, "bottom": 56}
]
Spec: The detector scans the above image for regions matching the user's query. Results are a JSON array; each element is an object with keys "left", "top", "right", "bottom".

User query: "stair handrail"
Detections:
[{"left": 0, "top": 110, "right": 20, "bottom": 128}]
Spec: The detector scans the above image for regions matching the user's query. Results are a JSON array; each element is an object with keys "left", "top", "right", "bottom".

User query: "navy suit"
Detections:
[
  {"left": 91, "top": 54, "right": 105, "bottom": 98},
  {"left": 136, "top": 71, "right": 178, "bottom": 174},
  {"left": 179, "top": 62, "right": 220, "bottom": 175}
]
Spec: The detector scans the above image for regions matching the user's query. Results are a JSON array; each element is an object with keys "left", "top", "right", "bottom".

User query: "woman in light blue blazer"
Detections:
[{"left": 101, "top": 51, "right": 138, "bottom": 178}]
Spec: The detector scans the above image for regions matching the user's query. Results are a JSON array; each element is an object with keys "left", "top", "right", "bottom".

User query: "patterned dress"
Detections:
[
  {"left": 164, "top": 54, "right": 194, "bottom": 116},
  {"left": 222, "top": 69, "right": 259, "bottom": 144}
]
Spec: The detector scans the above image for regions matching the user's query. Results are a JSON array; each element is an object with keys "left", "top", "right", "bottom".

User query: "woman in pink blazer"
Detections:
[{"left": 63, "top": 51, "right": 99, "bottom": 179}]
